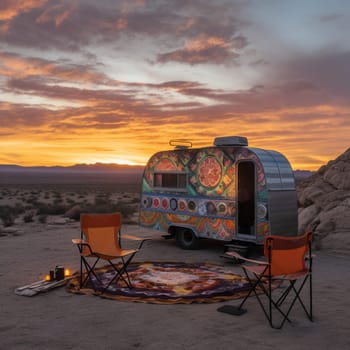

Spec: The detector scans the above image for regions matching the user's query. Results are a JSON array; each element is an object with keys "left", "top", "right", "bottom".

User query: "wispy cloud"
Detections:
[
  {"left": 0, "top": 0, "right": 349, "bottom": 169},
  {"left": 157, "top": 34, "right": 247, "bottom": 64}
]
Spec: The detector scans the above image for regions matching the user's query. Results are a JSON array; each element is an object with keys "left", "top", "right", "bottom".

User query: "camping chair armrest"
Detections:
[
  {"left": 122, "top": 234, "right": 152, "bottom": 249},
  {"left": 72, "top": 238, "right": 94, "bottom": 254},
  {"left": 225, "top": 251, "right": 269, "bottom": 265},
  {"left": 122, "top": 234, "right": 143, "bottom": 241}
]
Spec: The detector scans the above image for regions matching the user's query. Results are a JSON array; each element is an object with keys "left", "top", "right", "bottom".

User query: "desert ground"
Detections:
[{"left": 1, "top": 182, "right": 350, "bottom": 349}]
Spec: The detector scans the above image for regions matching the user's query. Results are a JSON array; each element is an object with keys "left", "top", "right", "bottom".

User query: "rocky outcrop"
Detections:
[{"left": 297, "top": 148, "right": 350, "bottom": 253}]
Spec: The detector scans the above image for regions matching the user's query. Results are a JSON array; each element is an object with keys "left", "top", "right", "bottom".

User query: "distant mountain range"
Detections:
[
  {"left": 0, "top": 163, "right": 145, "bottom": 185},
  {"left": 0, "top": 163, "right": 145, "bottom": 173},
  {"left": 0, "top": 163, "right": 314, "bottom": 178},
  {"left": 293, "top": 170, "right": 315, "bottom": 180}
]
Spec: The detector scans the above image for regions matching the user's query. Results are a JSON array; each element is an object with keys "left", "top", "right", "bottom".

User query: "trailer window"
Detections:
[{"left": 154, "top": 172, "right": 187, "bottom": 190}]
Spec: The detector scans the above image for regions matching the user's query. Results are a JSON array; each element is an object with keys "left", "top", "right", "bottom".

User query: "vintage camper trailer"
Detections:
[{"left": 139, "top": 136, "right": 298, "bottom": 249}]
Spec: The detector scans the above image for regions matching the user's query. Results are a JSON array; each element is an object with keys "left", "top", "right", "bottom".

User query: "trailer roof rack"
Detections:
[
  {"left": 214, "top": 136, "right": 248, "bottom": 147},
  {"left": 169, "top": 139, "right": 193, "bottom": 149}
]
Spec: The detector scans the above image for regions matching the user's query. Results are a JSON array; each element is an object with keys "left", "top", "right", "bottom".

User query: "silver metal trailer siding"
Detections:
[{"left": 250, "top": 148, "right": 298, "bottom": 237}]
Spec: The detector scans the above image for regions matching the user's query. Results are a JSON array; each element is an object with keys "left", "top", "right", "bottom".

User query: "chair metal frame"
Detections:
[
  {"left": 72, "top": 212, "right": 149, "bottom": 292},
  {"left": 218, "top": 231, "right": 313, "bottom": 329}
]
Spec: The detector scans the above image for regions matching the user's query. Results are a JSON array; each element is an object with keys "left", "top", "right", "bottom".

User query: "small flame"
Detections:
[
  {"left": 45, "top": 274, "right": 51, "bottom": 281},
  {"left": 64, "top": 268, "right": 71, "bottom": 277}
]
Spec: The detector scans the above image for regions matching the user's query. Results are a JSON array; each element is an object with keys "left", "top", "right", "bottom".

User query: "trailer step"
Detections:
[
  {"left": 220, "top": 253, "right": 244, "bottom": 264},
  {"left": 223, "top": 243, "right": 264, "bottom": 259},
  {"left": 161, "top": 234, "right": 174, "bottom": 240},
  {"left": 224, "top": 244, "right": 249, "bottom": 256}
]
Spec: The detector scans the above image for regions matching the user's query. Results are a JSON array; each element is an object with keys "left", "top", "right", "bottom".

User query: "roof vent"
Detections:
[
  {"left": 214, "top": 136, "right": 248, "bottom": 147},
  {"left": 169, "top": 139, "right": 193, "bottom": 149}
]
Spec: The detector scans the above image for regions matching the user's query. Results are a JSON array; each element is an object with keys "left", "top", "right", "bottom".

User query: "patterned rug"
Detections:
[{"left": 66, "top": 261, "right": 253, "bottom": 304}]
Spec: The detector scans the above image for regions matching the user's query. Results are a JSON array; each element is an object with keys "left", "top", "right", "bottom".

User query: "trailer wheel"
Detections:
[{"left": 175, "top": 229, "right": 199, "bottom": 250}]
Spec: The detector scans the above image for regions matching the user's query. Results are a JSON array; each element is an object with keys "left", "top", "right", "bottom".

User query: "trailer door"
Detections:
[{"left": 237, "top": 161, "right": 255, "bottom": 236}]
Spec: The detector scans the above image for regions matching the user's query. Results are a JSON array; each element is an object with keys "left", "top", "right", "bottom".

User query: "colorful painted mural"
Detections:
[{"left": 140, "top": 145, "right": 270, "bottom": 242}]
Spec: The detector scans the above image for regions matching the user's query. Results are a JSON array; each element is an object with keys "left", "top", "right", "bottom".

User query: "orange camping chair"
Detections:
[
  {"left": 218, "top": 232, "right": 313, "bottom": 329},
  {"left": 72, "top": 212, "right": 149, "bottom": 292}
]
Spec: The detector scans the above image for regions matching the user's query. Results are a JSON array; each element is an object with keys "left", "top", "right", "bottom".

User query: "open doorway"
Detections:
[{"left": 237, "top": 161, "right": 255, "bottom": 235}]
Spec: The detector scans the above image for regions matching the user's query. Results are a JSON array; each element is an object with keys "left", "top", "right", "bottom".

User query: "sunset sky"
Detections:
[{"left": 1, "top": 0, "right": 349, "bottom": 170}]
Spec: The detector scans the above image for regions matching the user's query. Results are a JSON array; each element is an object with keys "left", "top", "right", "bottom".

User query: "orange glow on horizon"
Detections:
[
  {"left": 1, "top": 2, "right": 350, "bottom": 174},
  {"left": 0, "top": 131, "right": 342, "bottom": 171},
  {"left": 0, "top": 101, "right": 347, "bottom": 171}
]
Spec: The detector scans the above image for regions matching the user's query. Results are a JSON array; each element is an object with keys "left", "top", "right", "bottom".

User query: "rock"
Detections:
[
  {"left": 64, "top": 205, "right": 82, "bottom": 220},
  {"left": 323, "top": 161, "right": 350, "bottom": 190},
  {"left": 298, "top": 204, "right": 320, "bottom": 233},
  {"left": 2, "top": 227, "right": 18, "bottom": 234},
  {"left": 297, "top": 147, "right": 350, "bottom": 252},
  {"left": 48, "top": 217, "right": 70, "bottom": 225}
]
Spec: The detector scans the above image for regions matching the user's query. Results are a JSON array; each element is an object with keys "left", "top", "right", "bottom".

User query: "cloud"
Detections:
[
  {"left": 0, "top": 0, "right": 48, "bottom": 21},
  {"left": 0, "top": 1, "right": 108, "bottom": 50},
  {"left": 157, "top": 34, "right": 248, "bottom": 64},
  {"left": 35, "top": 1, "right": 78, "bottom": 28},
  {"left": 0, "top": 51, "right": 111, "bottom": 85},
  {"left": 0, "top": 1, "right": 349, "bottom": 169},
  {"left": 268, "top": 50, "right": 350, "bottom": 103},
  {"left": 0, "top": 0, "right": 249, "bottom": 61},
  {"left": 0, "top": 102, "right": 56, "bottom": 129}
]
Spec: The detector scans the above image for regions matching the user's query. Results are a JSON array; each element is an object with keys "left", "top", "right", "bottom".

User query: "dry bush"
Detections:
[
  {"left": 0, "top": 205, "right": 25, "bottom": 226},
  {"left": 36, "top": 202, "right": 69, "bottom": 216}
]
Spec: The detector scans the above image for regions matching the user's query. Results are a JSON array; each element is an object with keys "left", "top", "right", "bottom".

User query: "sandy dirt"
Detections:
[{"left": 1, "top": 221, "right": 350, "bottom": 350}]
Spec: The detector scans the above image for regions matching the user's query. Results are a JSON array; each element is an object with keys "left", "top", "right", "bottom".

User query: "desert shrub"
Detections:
[
  {"left": 0, "top": 205, "right": 25, "bottom": 226},
  {"left": 23, "top": 211, "right": 35, "bottom": 223},
  {"left": 66, "top": 198, "right": 75, "bottom": 205},
  {"left": 53, "top": 191, "right": 62, "bottom": 199},
  {"left": 38, "top": 215, "right": 47, "bottom": 223},
  {"left": 71, "top": 201, "right": 136, "bottom": 221},
  {"left": 115, "top": 203, "right": 136, "bottom": 218},
  {"left": 90, "top": 202, "right": 136, "bottom": 218},
  {"left": 0, "top": 210, "right": 15, "bottom": 226},
  {"left": 94, "top": 194, "right": 110, "bottom": 206},
  {"left": 26, "top": 197, "right": 39, "bottom": 205},
  {"left": 36, "top": 202, "right": 68, "bottom": 216}
]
